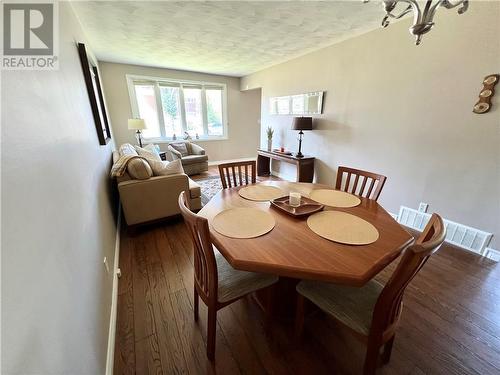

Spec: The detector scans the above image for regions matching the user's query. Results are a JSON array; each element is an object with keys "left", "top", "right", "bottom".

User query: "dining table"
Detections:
[{"left": 198, "top": 181, "right": 414, "bottom": 315}]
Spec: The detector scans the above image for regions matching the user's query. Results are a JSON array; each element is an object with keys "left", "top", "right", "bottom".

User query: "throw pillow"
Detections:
[
  {"left": 170, "top": 142, "right": 189, "bottom": 157},
  {"left": 119, "top": 143, "right": 138, "bottom": 156},
  {"left": 127, "top": 158, "right": 153, "bottom": 180},
  {"left": 135, "top": 144, "right": 161, "bottom": 161},
  {"left": 148, "top": 159, "right": 184, "bottom": 176}
]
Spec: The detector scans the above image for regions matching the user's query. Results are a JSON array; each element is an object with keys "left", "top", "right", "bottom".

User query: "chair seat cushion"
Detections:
[
  {"left": 296, "top": 279, "right": 384, "bottom": 335},
  {"left": 188, "top": 178, "right": 201, "bottom": 199},
  {"left": 181, "top": 154, "right": 208, "bottom": 165},
  {"left": 215, "top": 249, "right": 278, "bottom": 303}
]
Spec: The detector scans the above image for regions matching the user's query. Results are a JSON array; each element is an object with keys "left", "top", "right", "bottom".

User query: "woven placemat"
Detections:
[
  {"left": 212, "top": 208, "right": 276, "bottom": 239},
  {"left": 238, "top": 185, "right": 285, "bottom": 202},
  {"left": 307, "top": 211, "right": 379, "bottom": 245},
  {"left": 309, "top": 189, "right": 361, "bottom": 208}
]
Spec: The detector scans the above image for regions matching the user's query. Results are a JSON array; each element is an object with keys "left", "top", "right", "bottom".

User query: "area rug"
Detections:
[{"left": 196, "top": 175, "right": 223, "bottom": 206}]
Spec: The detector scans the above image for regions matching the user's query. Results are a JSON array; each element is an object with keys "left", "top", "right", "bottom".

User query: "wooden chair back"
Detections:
[
  {"left": 178, "top": 191, "right": 218, "bottom": 303},
  {"left": 373, "top": 213, "right": 446, "bottom": 338},
  {"left": 335, "top": 166, "right": 387, "bottom": 201},
  {"left": 218, "top": 160, "right": 256, "bottom": 189}
]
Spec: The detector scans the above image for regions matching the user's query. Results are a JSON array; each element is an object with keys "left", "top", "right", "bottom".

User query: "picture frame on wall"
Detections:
[{"left": 77, "top": 42, "right": 111, "bottom": 145}]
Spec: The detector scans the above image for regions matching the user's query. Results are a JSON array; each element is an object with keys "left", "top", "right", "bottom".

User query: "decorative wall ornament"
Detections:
[
  {"left": 473, "top": 74, "right": 499, "bottom": 114},
  {"left": 364, "top": 0, "right": 469, "bottom": 45}
]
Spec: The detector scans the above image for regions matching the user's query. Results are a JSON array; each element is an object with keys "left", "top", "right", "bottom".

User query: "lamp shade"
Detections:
[
  {"left": 128, "top": 118, "right": 146, "bottom": 130},
  {"left": 292, "top": 117, "right": 312, "bottom": 131}
]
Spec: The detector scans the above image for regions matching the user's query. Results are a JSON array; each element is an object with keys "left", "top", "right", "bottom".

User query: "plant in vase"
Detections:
[{"left": 266, "top": 126, "right": 274, "bottom": 151}]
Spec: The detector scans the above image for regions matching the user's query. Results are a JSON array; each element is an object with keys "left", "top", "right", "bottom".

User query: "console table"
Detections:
[{"left": 257, "top": 149, "right": 315, "bottom": 183}]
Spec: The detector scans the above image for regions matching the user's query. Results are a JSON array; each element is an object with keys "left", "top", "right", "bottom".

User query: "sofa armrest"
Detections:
[
  {"left": 168, "top": 145, "right": 182, "bottom": 160},
  {"left": 118, "top": 174, "right": 189, "bottom": 225},
  {"left": 190, "top": 143, "right": 206, "bottom": 155}
]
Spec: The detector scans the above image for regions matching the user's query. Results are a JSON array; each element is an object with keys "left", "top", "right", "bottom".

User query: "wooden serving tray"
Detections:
[
  {"left": 271, "top": 196, "right": 324, "bottom": 217},
  {"left": 272, "top": 149, "right": 293, "bottom": 155}
]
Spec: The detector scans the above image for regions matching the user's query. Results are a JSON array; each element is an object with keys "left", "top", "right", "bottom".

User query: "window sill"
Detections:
[{"left": 144, "top": 136, "right": 228, "bottom": 144}]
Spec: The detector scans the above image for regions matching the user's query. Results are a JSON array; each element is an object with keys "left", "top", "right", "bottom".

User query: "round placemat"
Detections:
[
  {"left": 212, "top": 208, "right": 276, "bottom": 239},
  {"left": 309, "top": 189, "right": 361, "bottom": 208},
  {"left": 238, "top": 185, "right": 285, "bottom": 201},
  {"left": 307, "top": 211, "right": 379, "bottom": 245}
]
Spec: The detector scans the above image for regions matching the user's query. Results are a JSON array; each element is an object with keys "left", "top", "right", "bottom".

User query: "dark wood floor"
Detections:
[{"left": 114, "top": 170, "right": 500, "bottom": 375}]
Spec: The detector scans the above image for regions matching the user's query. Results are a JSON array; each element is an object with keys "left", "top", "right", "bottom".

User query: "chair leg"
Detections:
[
  {"left": 194, "top": 286, "right": 199, "bottom": 322},
  {"left": 294, "top": 294, "right": 305, "bottom": 343},
  {"left": 382, "top": 336, "right": 395, "bottom": 364},
  {"left": 206, "top": 307, "right": 217, "bottom": 360},
  {"left": 363, "top": 340, "right": 381, "bottom": 375}
]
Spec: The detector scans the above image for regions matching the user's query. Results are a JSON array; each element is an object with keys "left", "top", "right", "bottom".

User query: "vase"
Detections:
[{"left": 267, "top": 139, "right": 272, "bottom": 151}]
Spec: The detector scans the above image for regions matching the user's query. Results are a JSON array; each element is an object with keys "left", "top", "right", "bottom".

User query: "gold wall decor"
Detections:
[{"left": 473, "top": 74, "right": 499, "bottom": 114}]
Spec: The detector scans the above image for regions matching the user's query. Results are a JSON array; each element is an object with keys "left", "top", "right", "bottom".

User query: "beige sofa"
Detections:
[
  {"left": 168, "top": 141, "right": 209, "bottom": 175},
  {"left": 113, "top": 146, "right": 202, "bottom": 226}
]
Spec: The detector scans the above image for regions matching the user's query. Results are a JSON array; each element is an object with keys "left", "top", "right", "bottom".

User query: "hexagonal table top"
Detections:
[{"left": 199, "top": 181, "right": 413, "bottom": 286}]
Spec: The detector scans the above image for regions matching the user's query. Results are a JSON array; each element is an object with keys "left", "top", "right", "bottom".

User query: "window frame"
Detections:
[{"left": 126, "top": 74, "right": 228, "bottom": 142}]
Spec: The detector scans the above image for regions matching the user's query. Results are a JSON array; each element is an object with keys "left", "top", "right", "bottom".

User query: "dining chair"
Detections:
[
  {"left": 218, "top": 160, "right": 256, "bottom": 189},
  {"left": 295, "top": 213, "right": 446, "bottom": 375},
  {"left": 335, "top": 166, "right": 387, "bottom": 201},
  {"left": 178, "top": 191, "right": 278, "bottom": 360}
]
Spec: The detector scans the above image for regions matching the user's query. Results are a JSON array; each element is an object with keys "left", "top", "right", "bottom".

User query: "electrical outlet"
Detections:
[
  {"left": 103, "top": 257, "right": 110, "bottom": 274},
  {"left": 418, "top": 202, "right": 429, "bottom": 213}
]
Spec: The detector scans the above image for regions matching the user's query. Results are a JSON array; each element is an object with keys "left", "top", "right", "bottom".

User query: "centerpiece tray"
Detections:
[
  {"left": 272, "top": 149, "right": 293, "bottom": 155},
  {"left": 271, "top": 196, "right": 324, "bottom": 217}
]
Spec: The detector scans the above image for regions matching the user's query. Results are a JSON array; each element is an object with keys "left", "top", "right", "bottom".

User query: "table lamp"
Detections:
[
  {"left": 128, "top": 118, "right": 146, "bottom": 147},
  {"left": 292, "top": 117, "right": 312, "bottom": 158}
]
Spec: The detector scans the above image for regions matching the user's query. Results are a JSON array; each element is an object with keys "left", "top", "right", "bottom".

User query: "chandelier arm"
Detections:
[
  {"left": 422, "top": 0, "right": 440, "bottom": 25},
  {"left": 380, "top": 0, "right": 420, "bottom": 28},
  {"left": 385, "top": 4, "right": 413, "bottom": 20},
  {"left": 365, "top": 0, "right": 469, "bottom": 45},
  {"left": 441, "top": 0, "right": 469, "bottom": 13}
]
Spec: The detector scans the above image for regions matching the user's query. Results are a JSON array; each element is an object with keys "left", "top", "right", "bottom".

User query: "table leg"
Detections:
[
  {"left": 257, "top": 154, "right": 271, "bottom": 176},
  {"left": 253, "top": 277, "right": 299, "bottom": 319},
  {"left": 297, "top": 159, "right": 314, "bottom": 182}
]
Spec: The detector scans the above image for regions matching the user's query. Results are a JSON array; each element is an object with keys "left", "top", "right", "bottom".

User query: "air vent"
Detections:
[{"left": 396, "top": 206, "right": 493, "bottom": 255}]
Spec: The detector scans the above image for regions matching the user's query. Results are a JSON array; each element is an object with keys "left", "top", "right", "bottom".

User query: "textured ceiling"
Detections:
[{"left": 72, "top": 1, "right": 386, "bottom": 77}]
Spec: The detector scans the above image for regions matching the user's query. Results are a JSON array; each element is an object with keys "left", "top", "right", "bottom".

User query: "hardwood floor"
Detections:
[{"left": 114, "top": 170, "right": 500, "bottom": 374}]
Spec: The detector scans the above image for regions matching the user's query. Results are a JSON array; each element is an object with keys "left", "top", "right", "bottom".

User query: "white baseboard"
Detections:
[
  {"left": 105, "top": 207, "right": 121, "bottom": 375},
  {"left": 484, "top": 247, "right": 500, "bottom": 262},
  {"left": 208, "top": 156, "right": 256, "bottom": 166}
]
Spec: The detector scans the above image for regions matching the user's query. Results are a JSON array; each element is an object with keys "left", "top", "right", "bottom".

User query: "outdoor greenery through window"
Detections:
[{"left": 128, "top": 75, "right": 226, "bottom": 140}]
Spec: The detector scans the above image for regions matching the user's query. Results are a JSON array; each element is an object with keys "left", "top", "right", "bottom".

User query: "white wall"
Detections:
[
  {"left": 99, "top": 62, "right": 261, "bottom": 161},
  {"left": 2, "top": 3, "right": 118, "bottom": 374},
  {"left": 242, "top": 2, "right": 500, "bottom": 247}
]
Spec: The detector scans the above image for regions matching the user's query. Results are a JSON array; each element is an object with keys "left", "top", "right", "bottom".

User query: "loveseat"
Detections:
[{"left": 113, "top": 144, "right": 201, "bottom": 226}]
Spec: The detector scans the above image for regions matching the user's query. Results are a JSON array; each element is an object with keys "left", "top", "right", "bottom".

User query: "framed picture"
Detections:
[{"left": 77, "top": 42, "right": 111, "bottom": 145}]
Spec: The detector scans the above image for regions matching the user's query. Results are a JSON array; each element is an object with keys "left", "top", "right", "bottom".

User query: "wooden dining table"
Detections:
[{"left": 199, "top": 181, "right": 414, "bottom": 313}]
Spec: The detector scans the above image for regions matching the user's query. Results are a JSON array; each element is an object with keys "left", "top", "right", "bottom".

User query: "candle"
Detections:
[{"left": 289, "top": 192, "right": 301, "bottom": 207}]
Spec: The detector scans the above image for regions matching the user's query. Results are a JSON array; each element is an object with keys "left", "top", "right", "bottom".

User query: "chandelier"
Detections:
[{"left": 365, "top": 0, "right": 469, "bottom": 45}]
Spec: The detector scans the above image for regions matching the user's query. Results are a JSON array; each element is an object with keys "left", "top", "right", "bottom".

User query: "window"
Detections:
[
  {"left": 128, "top": 75, "right": 227, "bottom": 141},
  {"left": 134, "top": 84, "right": 161, "bottom": 138},
  {"left": 183, "top": 86, "right": 204, "bottom": 136},
  {"left": 159, "top": 85, "right": 182, "bottom": 137},
  {"left": 206, "top": 87, "right": 223, "bottom": 136}
]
